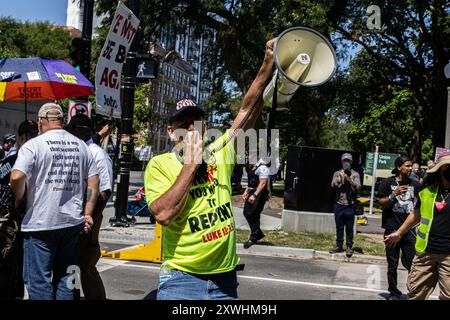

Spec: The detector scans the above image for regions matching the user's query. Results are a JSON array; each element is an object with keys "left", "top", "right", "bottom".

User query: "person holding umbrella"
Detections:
[{"left": 385, "top": 152, "right": 450, "bottom": 300}]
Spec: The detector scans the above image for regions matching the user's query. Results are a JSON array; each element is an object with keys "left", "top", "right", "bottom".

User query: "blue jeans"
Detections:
[
  {"left": 23, "top": 223, "right": 84, "bottom": 300},
  {"left": 157, "top": 269, "right": 238, "bottom": 300},
  {"left": 334, "top": 203, "right": 355, "bottom": 248}
]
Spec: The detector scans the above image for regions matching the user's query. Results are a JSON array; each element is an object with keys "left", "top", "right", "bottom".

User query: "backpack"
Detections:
[{"left": 0, "top": 184, "right": 20, "bottom": 262}]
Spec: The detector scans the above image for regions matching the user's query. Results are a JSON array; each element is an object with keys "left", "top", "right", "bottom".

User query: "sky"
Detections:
[{"left": 0, "top": 0, "right": 67, "bottom": 25}]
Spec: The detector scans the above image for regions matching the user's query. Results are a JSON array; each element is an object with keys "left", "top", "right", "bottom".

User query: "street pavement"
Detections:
[
  {"left": 94, "top": 171, "right": 438, "bottom": 300},
  {"left": 95, "top": 253, "right": 439, "bottom": 300}
]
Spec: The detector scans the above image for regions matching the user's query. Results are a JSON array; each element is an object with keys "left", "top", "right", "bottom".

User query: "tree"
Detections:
[
  {"left": 93, "top": 1, "right": 450, "bottom": 163},
  {"left": 0, "top": 17, "right": 73, "bottom": 60},
  {"left": 330, "top": 0, "right": 450, "bottom": 162}
]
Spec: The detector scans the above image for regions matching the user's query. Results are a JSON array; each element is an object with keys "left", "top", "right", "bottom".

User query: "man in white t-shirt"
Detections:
[
  {"left": 67, "top": 114, "right": 113, "bottom": 300},
  {"left": 10, "top": 103, "right": 99, "bottom": 300}
]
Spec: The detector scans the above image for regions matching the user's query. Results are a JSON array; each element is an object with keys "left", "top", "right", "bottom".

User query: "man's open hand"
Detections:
[{"left": 183, "top": 131, "right": 203, "bottom": 166}]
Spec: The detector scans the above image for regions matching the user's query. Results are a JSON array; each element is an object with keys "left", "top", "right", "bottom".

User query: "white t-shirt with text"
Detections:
[
  {"left": 13, "top": 129, "right": 98, "bottom": 232},
  {"left": 87, "top": 138, "right": 113, "bottom": 193}
]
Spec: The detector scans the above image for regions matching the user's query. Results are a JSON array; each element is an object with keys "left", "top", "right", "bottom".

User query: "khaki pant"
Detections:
[{"left": 407, "top": 251, "right": 450, "bottom": 300}]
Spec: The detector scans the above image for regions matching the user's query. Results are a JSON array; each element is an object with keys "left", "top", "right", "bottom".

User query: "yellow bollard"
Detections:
[{"left": 101, "top": 222, "right": 163, "bottom": 263}]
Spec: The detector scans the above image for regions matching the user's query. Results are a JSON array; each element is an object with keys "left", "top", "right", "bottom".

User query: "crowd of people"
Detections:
[
  {"left": 330, "top": 150, "right": 450, "bottom": 300},
  {"left": 0, "top": 103, "right": 113, "bottom": 300}
]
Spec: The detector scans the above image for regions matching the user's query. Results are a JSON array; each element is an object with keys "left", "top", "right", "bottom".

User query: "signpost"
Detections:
[
  {"left": 95, "top": 2, "right": 140, "bottom": 119},
  {"left": 363, "top": 151, "right": 400, "bottom": 186},
  {"left": 368, "top": 146, "right": 379, "bottom": 215},
  {"left": 68, "top": 100, "right": 92, "bottom": 121},
  {"left": 364, "top": 149, "right": 400, "bottom": 214}
]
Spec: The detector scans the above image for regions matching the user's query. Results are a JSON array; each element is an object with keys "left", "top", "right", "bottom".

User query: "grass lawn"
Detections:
[{"left": 236, "top": 230, "right": 386, "bottom": 257}]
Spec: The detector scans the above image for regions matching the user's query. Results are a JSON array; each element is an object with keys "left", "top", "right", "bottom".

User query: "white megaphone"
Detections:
[{"left": 263, "top": 27, "right": 337, "bottom": 106}]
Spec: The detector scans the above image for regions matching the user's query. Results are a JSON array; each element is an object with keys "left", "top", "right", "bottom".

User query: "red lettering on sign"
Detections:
[
  {"left": 99, "top": 68, "right": 119, "bottom": 89},
  {"left": 112, "top": 14, "right": 123, "bottom": 34},
  {"left": 120, "top": 19, "right": 137, "bottom": 44}
]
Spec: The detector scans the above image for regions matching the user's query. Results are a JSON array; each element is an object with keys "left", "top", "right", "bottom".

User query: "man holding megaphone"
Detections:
[{"left": 144, "top": 38, "right": 275, "bottom": 300}]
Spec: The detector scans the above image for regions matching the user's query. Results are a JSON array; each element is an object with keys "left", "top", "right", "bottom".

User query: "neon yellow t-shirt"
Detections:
[{"left": 144, "top": 132, "right": 240, "bottom": 274}]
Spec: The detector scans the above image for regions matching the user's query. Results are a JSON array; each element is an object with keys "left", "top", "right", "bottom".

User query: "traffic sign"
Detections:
[
  {"left": 68, "top": 100, "right": 92, "bottom": 121},
  {"left": 136, "top": 54, "right": 158, "bottom": 81},
  {"left": 365, "top": 151, "right": 399, "bottom": 175}
]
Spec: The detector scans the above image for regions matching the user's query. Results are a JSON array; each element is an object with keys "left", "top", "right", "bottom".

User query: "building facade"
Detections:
[
  {"left": 66, "top": 0, "right": 104, "bottom": 35},
  {"left": 147, "top": 42, "right": 194, "bottom": 154}
]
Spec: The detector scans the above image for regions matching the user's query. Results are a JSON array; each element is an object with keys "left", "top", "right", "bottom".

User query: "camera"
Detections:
[{"left": 344, "top": 169, "right": 351, "bottom": 177}]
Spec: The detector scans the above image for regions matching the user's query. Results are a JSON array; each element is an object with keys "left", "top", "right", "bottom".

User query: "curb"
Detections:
[
  {"left": 237, "top": 243, "right": 315, "bottom": 260},
  {"left": 237, "top": 244, "right": 386, "bottom": 265},
  {"left": 99, "top": 233, "right": 387, "bottom": 265}
]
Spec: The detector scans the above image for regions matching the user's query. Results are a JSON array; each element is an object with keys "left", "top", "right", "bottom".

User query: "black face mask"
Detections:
[{"left": 442, "top": 166, "right": 450, "bottom": 181}]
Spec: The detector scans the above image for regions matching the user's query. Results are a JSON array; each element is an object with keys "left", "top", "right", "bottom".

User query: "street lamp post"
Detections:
[{"left": 111, "top": 0, "right": 140, "bottom": 227}]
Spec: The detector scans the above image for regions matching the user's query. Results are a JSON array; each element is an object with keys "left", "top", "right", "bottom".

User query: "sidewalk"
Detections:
[{"left": 99, "top": 204, "right": 387, "bottom": 265}]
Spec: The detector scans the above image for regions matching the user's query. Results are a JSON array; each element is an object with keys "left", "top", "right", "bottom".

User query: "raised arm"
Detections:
[{"left": 230, "top": 39, "right": 275, "bottom": 133}]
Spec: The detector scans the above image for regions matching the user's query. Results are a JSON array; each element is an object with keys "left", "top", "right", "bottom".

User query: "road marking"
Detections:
[{"left": 99, "top": 259, "right": 439, "bottom": 299}]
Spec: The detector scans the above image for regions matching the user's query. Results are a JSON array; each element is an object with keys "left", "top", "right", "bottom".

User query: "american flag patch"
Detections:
[{"left": 176, "top": 99, "right": 197, "bottom": 110}]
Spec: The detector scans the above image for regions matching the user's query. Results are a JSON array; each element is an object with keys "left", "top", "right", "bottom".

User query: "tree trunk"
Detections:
[{"left": 410, "top": 104, "right": 424, "bottom": 163}]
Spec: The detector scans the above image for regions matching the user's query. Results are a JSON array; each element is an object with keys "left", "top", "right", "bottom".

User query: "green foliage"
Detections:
[
  {"left": 0, "top": 17, "right": 73, "bottom": 60},
  {"left": 92, "top": 0, "right": 449, "bottom": 162},
  {"left": 133, "top": 83, "right": 167, "bottom": 146}
]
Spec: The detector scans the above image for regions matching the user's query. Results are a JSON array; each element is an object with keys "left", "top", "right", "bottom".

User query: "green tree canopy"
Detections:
[{"left": 0, "top": 17, "right": 73, "bottom": 60}]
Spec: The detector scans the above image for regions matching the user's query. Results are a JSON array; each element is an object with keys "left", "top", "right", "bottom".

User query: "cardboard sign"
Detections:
[
  {"left": 95, "top": 2, "right": 140, "bottom": 118},
  {"left": 435, "top": 147, "right": 450, "bottom": 162}
]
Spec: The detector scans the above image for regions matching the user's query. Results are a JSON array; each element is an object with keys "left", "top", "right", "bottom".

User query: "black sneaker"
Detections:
[
  {"left": 346, "top": 247, "right": 354, "bottom": 258},
  {"left": 387, "top": 294, "right": 400, "bottom": 300},
  {"left": 329, "top": 247, "right": 344, "bottom": 254},
  {"left": 243, "top": 239, "right": 258, "bottom": 249}
]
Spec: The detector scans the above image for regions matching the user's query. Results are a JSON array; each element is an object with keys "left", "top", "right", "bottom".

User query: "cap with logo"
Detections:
[
  {"left": 38, "top": 102, "right": 64, "bottom": 119},
  {"left": 169, "top": 99, "right": 205, "bottom": 123},
  {"left": 341, "top": 153, "right": 353, "bottom": 161}
]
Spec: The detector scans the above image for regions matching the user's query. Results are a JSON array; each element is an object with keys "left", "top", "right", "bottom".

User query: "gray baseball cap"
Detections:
[{"left": 341, "top": 153, "right": 353, "bottom": 161}]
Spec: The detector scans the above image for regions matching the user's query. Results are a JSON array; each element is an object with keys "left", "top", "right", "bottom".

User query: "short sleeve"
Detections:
[
  {"left": 144, "top": 157, "right": 173, "bottom": 208},
  {"left": 377, "top": 179, "right": 390, "bottom": 198},
  {"left": 12, "top": 141, "right": 36, "bottom": 178},
  {"left": 86, "top": 148, "right": 99, "bottom": 179},
  {"left": 97, "top": 152, "right": 113, "bottom": 192},
  {"left": 258, "top": 165, "right": 270, "bottom": 179}
]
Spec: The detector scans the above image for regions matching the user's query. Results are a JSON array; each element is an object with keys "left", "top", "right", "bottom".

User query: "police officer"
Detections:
[{"left": 242, "top": 158, "right": 271, "bottom": 249}]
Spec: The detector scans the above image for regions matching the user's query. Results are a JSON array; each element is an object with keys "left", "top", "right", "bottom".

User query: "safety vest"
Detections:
[{"left": 416, "top": 185, "right": 439, "bottom": 253}]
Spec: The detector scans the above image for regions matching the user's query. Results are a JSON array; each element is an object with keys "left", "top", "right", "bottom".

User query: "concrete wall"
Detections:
[{"left": 282, "top": 209, "right": 356, "bottom": 235}]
